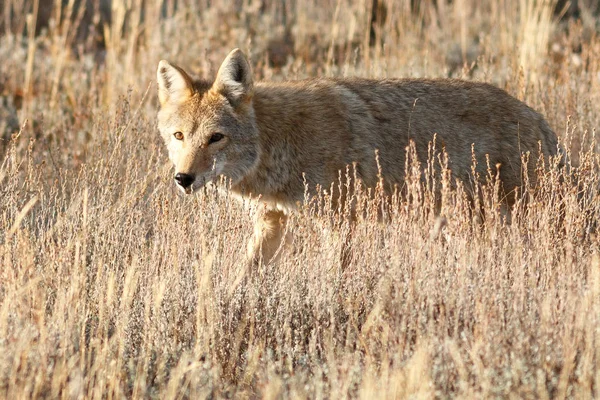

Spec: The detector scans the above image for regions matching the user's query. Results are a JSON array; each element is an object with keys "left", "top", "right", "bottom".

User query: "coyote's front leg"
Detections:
[{"left": 247, "top": 209, "right": 290, "bottom": 265}]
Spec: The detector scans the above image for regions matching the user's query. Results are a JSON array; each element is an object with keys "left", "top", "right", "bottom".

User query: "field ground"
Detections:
[{"left": 1, "top": 0, "right": 600, "bottom": 398}]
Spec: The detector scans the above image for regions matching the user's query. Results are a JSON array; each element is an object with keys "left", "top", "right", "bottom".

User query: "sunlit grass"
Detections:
[{"left": 0, "top": 0, "right": 599, "bottom": 398}]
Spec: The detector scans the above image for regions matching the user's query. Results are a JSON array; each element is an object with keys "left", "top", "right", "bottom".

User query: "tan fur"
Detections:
[{"left": 157, "top": 49, "right": 559, "bottom": 264}]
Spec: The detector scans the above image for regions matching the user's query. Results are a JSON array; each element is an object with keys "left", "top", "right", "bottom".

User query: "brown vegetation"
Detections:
[{"left": 0, "top": 0, "right": 599, "bottom": 398}]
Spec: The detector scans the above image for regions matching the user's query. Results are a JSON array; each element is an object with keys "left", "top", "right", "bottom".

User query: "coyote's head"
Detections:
[{"left": 157, "top": 49, "right": 260, "bottom": 194}]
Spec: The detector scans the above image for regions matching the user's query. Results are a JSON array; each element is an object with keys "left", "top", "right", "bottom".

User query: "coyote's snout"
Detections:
[{"left": 157, "top": 48, "right": 559, "bottom": 264}]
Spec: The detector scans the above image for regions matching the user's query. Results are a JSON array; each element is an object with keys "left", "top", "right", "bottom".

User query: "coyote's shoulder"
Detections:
[{"left": 157, "top": 48, "right": 559, "bottom": 262}]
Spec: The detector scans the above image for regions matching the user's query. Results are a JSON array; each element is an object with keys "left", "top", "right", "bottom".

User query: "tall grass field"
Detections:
[{"left": 1, "top": 0, "right": 600, "bottom": 398}]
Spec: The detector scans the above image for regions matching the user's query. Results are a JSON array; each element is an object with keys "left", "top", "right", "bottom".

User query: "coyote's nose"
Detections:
[{"left": 174, "top": 173, "right": 195, "bottom": 188}]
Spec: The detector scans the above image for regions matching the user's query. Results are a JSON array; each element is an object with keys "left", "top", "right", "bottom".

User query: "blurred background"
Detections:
[{"left": 0, "top": 1, "right": 599, "bottom": 153}]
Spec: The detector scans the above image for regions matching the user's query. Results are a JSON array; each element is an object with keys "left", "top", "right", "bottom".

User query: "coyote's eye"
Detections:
[
  {"left": 209, "top": 132, "right": 224, "bottom": 144},
  {"left": 173, "top": 131, "right": 184, "bottom": 140}
]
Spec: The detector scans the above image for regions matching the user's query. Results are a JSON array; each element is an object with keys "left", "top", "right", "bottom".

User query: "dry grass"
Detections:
[{"left": 1, "top": 0, "right": 600, "bottom": 398}]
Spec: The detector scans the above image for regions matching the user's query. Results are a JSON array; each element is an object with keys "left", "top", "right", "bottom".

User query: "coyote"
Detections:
[{"left": 156, "top": 49, "right": 559, "bottom": 263}]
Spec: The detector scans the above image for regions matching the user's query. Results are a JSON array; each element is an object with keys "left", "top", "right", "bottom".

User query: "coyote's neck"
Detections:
[{"left": 232, "top": 85, "right": 303, "bottom": 209}]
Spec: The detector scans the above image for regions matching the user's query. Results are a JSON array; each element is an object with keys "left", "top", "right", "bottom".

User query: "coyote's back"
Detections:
[
  {"left": 247, "top": 77, "right": 558, "bottom": 205},
  {"left": 157, "top": 48, "right": 559, "bottom": 262}
]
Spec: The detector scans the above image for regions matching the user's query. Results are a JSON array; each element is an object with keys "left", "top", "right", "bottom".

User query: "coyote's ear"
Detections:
[
  {"left": 213, "top": 48, "right": 253, "bottom": 107},
  {"left": 157, "top": 60, "right": 194, "bottom": 106}
]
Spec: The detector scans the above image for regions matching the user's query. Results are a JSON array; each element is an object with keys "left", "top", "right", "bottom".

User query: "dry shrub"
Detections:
[{"left": 0, "top": 0, "right": 599, "bottom": 398}]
